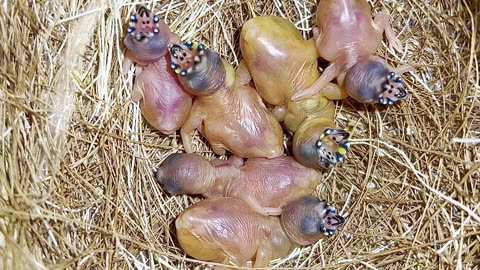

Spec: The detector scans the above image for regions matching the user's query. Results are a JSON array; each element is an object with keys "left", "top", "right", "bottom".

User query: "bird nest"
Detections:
[{"left": 1, "top": 0, "right": 479, "bottom": 269}]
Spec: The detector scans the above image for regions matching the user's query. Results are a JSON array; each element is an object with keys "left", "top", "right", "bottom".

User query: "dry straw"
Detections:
[{"left": 1, "top": 0, "right": 479, "bottom": 269}]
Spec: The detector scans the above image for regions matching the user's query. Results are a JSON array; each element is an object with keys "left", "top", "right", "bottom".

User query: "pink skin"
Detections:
[
  {"left": 240, "top": 16, "right": 350, "bottom": 170},
  {"left": 291, "top": 0, "right": 409, "bottom": 102},
  {"left": 156, "top": 153, "right": 322, "bottom": 216},
  {"left": 168, "top": 43, "right": 284, "bottom": 158},
  {"left": 176, "top": 196, "right": 345, "bottom": 269},
  {"left": 123, "top": 6, "right": 192, "bottom": 134}
]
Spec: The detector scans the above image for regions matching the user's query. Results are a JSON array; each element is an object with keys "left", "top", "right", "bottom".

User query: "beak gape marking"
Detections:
[
  {"left": 169, "top": 41, "right": 205, "bottom": 76},
  {"left": 378, "top": 71, "right": 408, "bottom": 105},
  {"left": 128, "top": 6, "right": 160, "bottom": 41},
  {"left": 315, "top": 128, "right": 350, "bottom": 167}
]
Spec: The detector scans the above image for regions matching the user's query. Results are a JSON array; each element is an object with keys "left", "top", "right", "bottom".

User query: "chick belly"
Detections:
[
  {"left": 176, "top": 230, "right": 257, "bottom": 266},
  {"left": 137, "top": 66, "right": 192, "bottom": 134},
  {"left": 241, "top": 17, "right": 317, "bottom": 106},
  {"left": 248, "top": 63, "right": 293, "bottom": 106},
  {"left": 140, "top": 92, "right": 190, "bottom": 134},
  {"left": 237, "top": 173, "right": 312, "bottom": 209},
  {"left": 175, "top": 199, "right": 262, "bottom": 265},
  {"left": 245, "top": 47, "right": 325, "bottom": 127},
  {"left": 176, "top": 228, "right": 228, "bottom": 262},
  {"left": 317, "top": 25, "right": 382, "bottom": 66},
  {"left": 201, "top": 120, "right": 281, "bottom": 158},
  {"left": 199, "top": 104, "right": 283, "bottom": 158}
]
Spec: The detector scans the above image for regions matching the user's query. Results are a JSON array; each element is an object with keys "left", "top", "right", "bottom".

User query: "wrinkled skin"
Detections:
[
  {"left": 168, "top": 42, "right": 284, "bottom": 158},
  {"left": 176, "top": 196, "right": 345, "bottom": 269},
  {"left": 123, "top": 6, "right": 192, "bottom": 134},
  {"left": 291, "top": 0, "right": 409, "bottom": 103},
  {"left": 156, "top": 153, "right": 322, "bottom": 216},
  {"left": 240, "top": 16, "right": 350, "bottom": 170}
]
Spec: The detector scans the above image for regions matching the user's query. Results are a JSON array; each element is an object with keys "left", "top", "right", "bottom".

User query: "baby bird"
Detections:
[
  {"left": 168, "top": 41, "right": 284, "bottom": 158},
  {"left": 240, "top": 16, "right": 351, "bottom": 170},
  {"left": 176, "top": 196, "right": 345, "bottom": 269},
  {"left": 123, "top": 6, "right": 192, "bottom": 134},
  {"left": 291, "top": 0, "right": 409, "bottom": 104},
  {"left": 156, "top": 153, "right": 322, "bottom": 216}
]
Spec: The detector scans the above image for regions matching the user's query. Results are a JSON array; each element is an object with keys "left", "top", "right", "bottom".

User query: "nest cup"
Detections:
[{"left": 1, "top": 0, "right": 479, "bottom": 269}]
